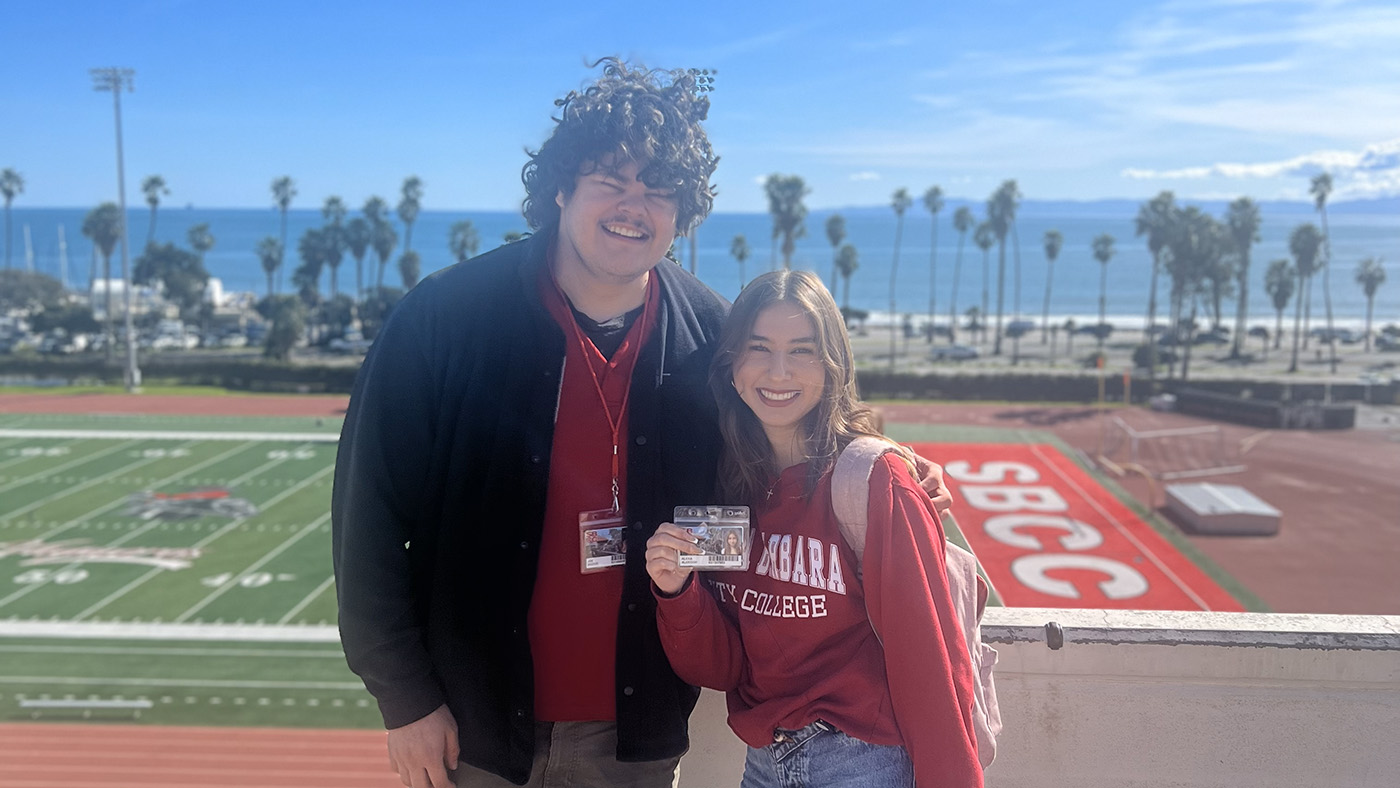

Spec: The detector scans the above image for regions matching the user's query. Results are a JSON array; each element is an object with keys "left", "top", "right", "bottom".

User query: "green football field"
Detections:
[{"left": 0, "top": 412, "right": 383, "bottom": 727}]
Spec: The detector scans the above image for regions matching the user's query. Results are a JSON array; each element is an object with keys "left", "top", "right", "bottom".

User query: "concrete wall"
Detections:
[{"left": 678, "top": 609, "right": 1400, "bottom": 788}]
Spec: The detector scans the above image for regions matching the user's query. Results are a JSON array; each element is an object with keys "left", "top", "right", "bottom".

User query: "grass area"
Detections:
[
  {"left": 0, "top": 419, "right": 370, "bottom": 727},
  {"left": 0, "top": 411, "right": 343, "bottom": 434},
  {"left": 0, "top": 384, "right": 335, "bottom": 397}
]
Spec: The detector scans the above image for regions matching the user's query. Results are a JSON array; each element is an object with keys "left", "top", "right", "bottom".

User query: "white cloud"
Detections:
[
  {"left": 849, "top": 171, "right": 881, "bottom": 181},
  {"left": 1120, "top": 139, "right": 1400, "bottom": 198}
]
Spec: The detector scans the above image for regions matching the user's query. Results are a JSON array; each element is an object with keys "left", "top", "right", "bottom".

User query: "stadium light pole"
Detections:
[{"left": 91, "top": 66, "right": 142, "bottom": 392}]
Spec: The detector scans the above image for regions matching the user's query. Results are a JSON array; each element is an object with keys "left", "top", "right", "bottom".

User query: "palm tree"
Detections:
[
  {"left": 139, "top": 175, "right": 170, "bottom": 249},
  {"left": 765, "top": 174, "right": 808, "bottom": 271},
  {"left": 888, "top": 188, "right": 913, "bottom": 368},
  {"left": 949, "top": 207, "right": 975, "bottom": 344},
  {"left": 1164, "top": 208, "right": 1226, "bottom": 381},
  {"left": 186, "top": 223, "right": 215, "bottom": 261},
  {"left": 986, "top": 180, "right": 1020, "bottom": 355},
  {"left": 363, "top": 196, "right": 396, "bottom": 289},
  {"left": 1204, "top": 243, "right": 1237, "bottom": 332},
  {"left": 81, "top": 203, "right": 122, "bottom": 362},
  {"left": 835, "top": 244, "right": 859, "bottom": 312},
  {"left": 923, "top": 186, "right": 944, "bottom": 338},
  {"left": 140, "top": 175, "right": 169, "bottom": 249},
  {"left": 825, "top": 214, "right": 845, "bottom": 293},
  {"left": 1288, "top": 223, "right": 1324, "bottom": 373},
  {"left": 373, "top": 218, "right": 399, "bottom": 289},
  {"left": 973, "top": 221, "right": 995, "bottom": 345},
  {"left": 398, "top": 176, "right": 424, "bottom": 253},
  {"left": 256, "top": 237, "right": 282, "bottom": 299},
  {"left": 321, "top": 197, "right": 348, "bottom": 297},
  {"left": 1040, "top": 230, "right": 1063, "bottom": 345},
  {"left": 271, "top": 176, "right": 296, "bottom": 293},
  {"left": 1135, "top": 191, "right": 1176, "bottom": 387},
  {"left": 345, "top": 218, "right": 371, "bottom": 301},
  {"left": 363, "top": 195, "right": 389, "bottom": 227},
  {"left": 1355, "top": 257, "right": 1386, "bottom": 352},
  {"left": 730, "top": 234, "right": 751, "bottom": 291},
  {"left": 323, "top": 223, "right": 346, "bottom": 298},
  {"left": 398, "top": 249, "right": 422, "bottom": 289},
  {"left": 1311, "top": 173, "right": 1337, "bottom": 372},
  {"left": 449, "top": 220, "right": 480, "bottom": 265},
  {"left": 295, "top": 227, "right": 327, "bottom": 302},
  {"left": 1225, "top": 197, "right": 1261, "bottom": 359},
  {"left": 1, "top": 168, "right": 22, "bottom": 270},
  {"left": 1092, "top": 234, "right": 1115, "bottom": 349},
  {"left": 1264, "top": 259, "right": 1295, "bottom": 351}
]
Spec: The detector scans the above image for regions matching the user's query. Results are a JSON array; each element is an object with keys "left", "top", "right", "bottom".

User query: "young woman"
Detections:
[{"left": 645, "top": 270, "right": 982, "bottom": 787}]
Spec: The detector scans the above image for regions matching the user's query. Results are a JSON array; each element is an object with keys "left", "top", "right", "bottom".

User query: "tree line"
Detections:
[{"left": 733, "top": 171, "right": 1387, "bottom": 378}]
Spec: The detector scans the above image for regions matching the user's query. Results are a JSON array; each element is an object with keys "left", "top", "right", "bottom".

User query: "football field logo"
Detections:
[{"left": 126, "top": 488, "right": 260, "bottom": 521}]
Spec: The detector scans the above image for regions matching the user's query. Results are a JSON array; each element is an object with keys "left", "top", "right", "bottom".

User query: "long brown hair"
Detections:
[{"left": 709, "top": 270, "right": 889, "bottom": 503}]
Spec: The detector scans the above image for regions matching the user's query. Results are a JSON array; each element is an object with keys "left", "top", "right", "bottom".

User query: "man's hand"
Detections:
[
  {"left": 909, "top": 450, "right": 954, "bottom": 518},
  {"left": 387, "top": 704, "right": 459, "bottom": 788}
]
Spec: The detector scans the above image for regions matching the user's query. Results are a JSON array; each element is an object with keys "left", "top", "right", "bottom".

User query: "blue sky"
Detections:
[{"left": 4, "top": 0, "right": 1397, "bottom": 212}]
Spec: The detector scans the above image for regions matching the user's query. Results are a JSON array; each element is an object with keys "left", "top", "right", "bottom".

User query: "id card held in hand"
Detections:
[{"left": 673, "top": 505, "right": 751, "bottom": 570}]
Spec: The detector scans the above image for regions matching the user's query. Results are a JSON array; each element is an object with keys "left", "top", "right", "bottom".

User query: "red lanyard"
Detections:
[{"left": 556, "top": 275, "right": 656, "bottom": 513}]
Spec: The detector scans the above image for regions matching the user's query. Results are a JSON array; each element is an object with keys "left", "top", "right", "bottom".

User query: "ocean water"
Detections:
[{"left": 6, "top": 204, "right": 1397, "bottom": 330}]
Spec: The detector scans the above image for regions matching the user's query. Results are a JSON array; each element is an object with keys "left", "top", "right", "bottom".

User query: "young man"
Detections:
[
  {"left": 333, "top": 60, "right": 727, "bottom": 788},
  {"left": 333, "top": 59, "right": 950, "bottom": 788}
]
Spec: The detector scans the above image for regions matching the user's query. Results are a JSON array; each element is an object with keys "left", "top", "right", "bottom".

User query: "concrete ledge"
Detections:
[{"left": 982, "top": 607, "right": 1400, "bottom": 650}]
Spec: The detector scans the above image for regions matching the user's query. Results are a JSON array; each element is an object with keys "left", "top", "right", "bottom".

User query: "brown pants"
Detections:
[{"left": 453, "top": 721, "right": 681, "bottom": 788}]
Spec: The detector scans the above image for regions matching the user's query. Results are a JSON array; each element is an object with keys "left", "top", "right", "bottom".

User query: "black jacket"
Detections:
[{"left": 331, "top": 232, "right": 728, "bottom": 784}]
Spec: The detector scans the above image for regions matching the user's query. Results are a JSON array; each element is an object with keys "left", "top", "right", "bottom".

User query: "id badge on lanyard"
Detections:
[{"left": 579, "top": 508, "right": 627, "bottom": 573}]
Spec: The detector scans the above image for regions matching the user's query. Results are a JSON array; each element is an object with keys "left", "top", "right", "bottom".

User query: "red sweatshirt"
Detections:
[{"left": 655, "top": 454, "right": 983, "bottom": 787}]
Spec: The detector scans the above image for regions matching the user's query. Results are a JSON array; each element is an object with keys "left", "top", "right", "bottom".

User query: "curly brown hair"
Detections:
[{"left": 522, "top": 58, "right": 719, "bottom": 236}]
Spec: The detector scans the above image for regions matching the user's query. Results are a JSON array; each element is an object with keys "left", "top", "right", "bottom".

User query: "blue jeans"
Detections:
[{"left": 740, "top": 721, "right": 914, "bottom": 788}]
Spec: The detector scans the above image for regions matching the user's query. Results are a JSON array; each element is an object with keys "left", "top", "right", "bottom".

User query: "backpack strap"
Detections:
[
  {"left": 831, "top": 436, "right": 904, "bottom": 575},
  {"left": 831, "top": 436, "right": 1001, "bottom": 767}
]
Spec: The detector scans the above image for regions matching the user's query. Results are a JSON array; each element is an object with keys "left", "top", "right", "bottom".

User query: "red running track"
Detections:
[{"left": 0, "top": 723, "right": 399, "bottom": 788}]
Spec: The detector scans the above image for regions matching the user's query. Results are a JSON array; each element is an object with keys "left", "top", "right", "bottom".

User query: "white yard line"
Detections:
[
  {"left": 0, "top": 619, "right": 338, "bottom": 641},
  {"left": 0, "top": 675, "right": 361, "bottom": 690},
  {"left": 0, "top": 437, "right": 70, "bottom": 471},
  {"left": 276, "top": 573, "right": 336, "bottom": 625},
  {"left": 173, "top": 512, "right": 333, "bottom": 624},
  {"left": 0, "top": 440, "right": 140, "bottom": 498},
  {"left": 0, "top": 428, "right": 338, "bottom": 442},
  {"left": 73, "top": 461, "right": 333, "bottom": 620},
  {"left": 0, "top": 644, "right": 342, "bottom": 658}
]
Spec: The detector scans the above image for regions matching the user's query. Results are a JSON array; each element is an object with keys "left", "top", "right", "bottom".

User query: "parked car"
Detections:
[
  {"left": 929, "top": 344, "right": 980, "bottom": 361},
  {"left": 1005, "top": 319, "right": 1036, "bottom": 339},
  {"left": 328, "top": 331, "right": 373, "bottom": 355},
  {"left": 1309, "top": 326, "right": 1362, "bottom": 344},
  {"left": 1074, "top": 322, "right": 1114, "bottom": 340}
]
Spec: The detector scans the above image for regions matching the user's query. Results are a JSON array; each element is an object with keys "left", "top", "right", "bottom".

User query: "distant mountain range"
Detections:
[{"left": 808, "top": 196, "right": 1399, "bottom": 219}]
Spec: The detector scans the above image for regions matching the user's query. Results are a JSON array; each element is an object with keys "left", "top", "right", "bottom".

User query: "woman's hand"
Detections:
[{"left": 646, "top": 522, "right": 700, "bottom": 596}]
